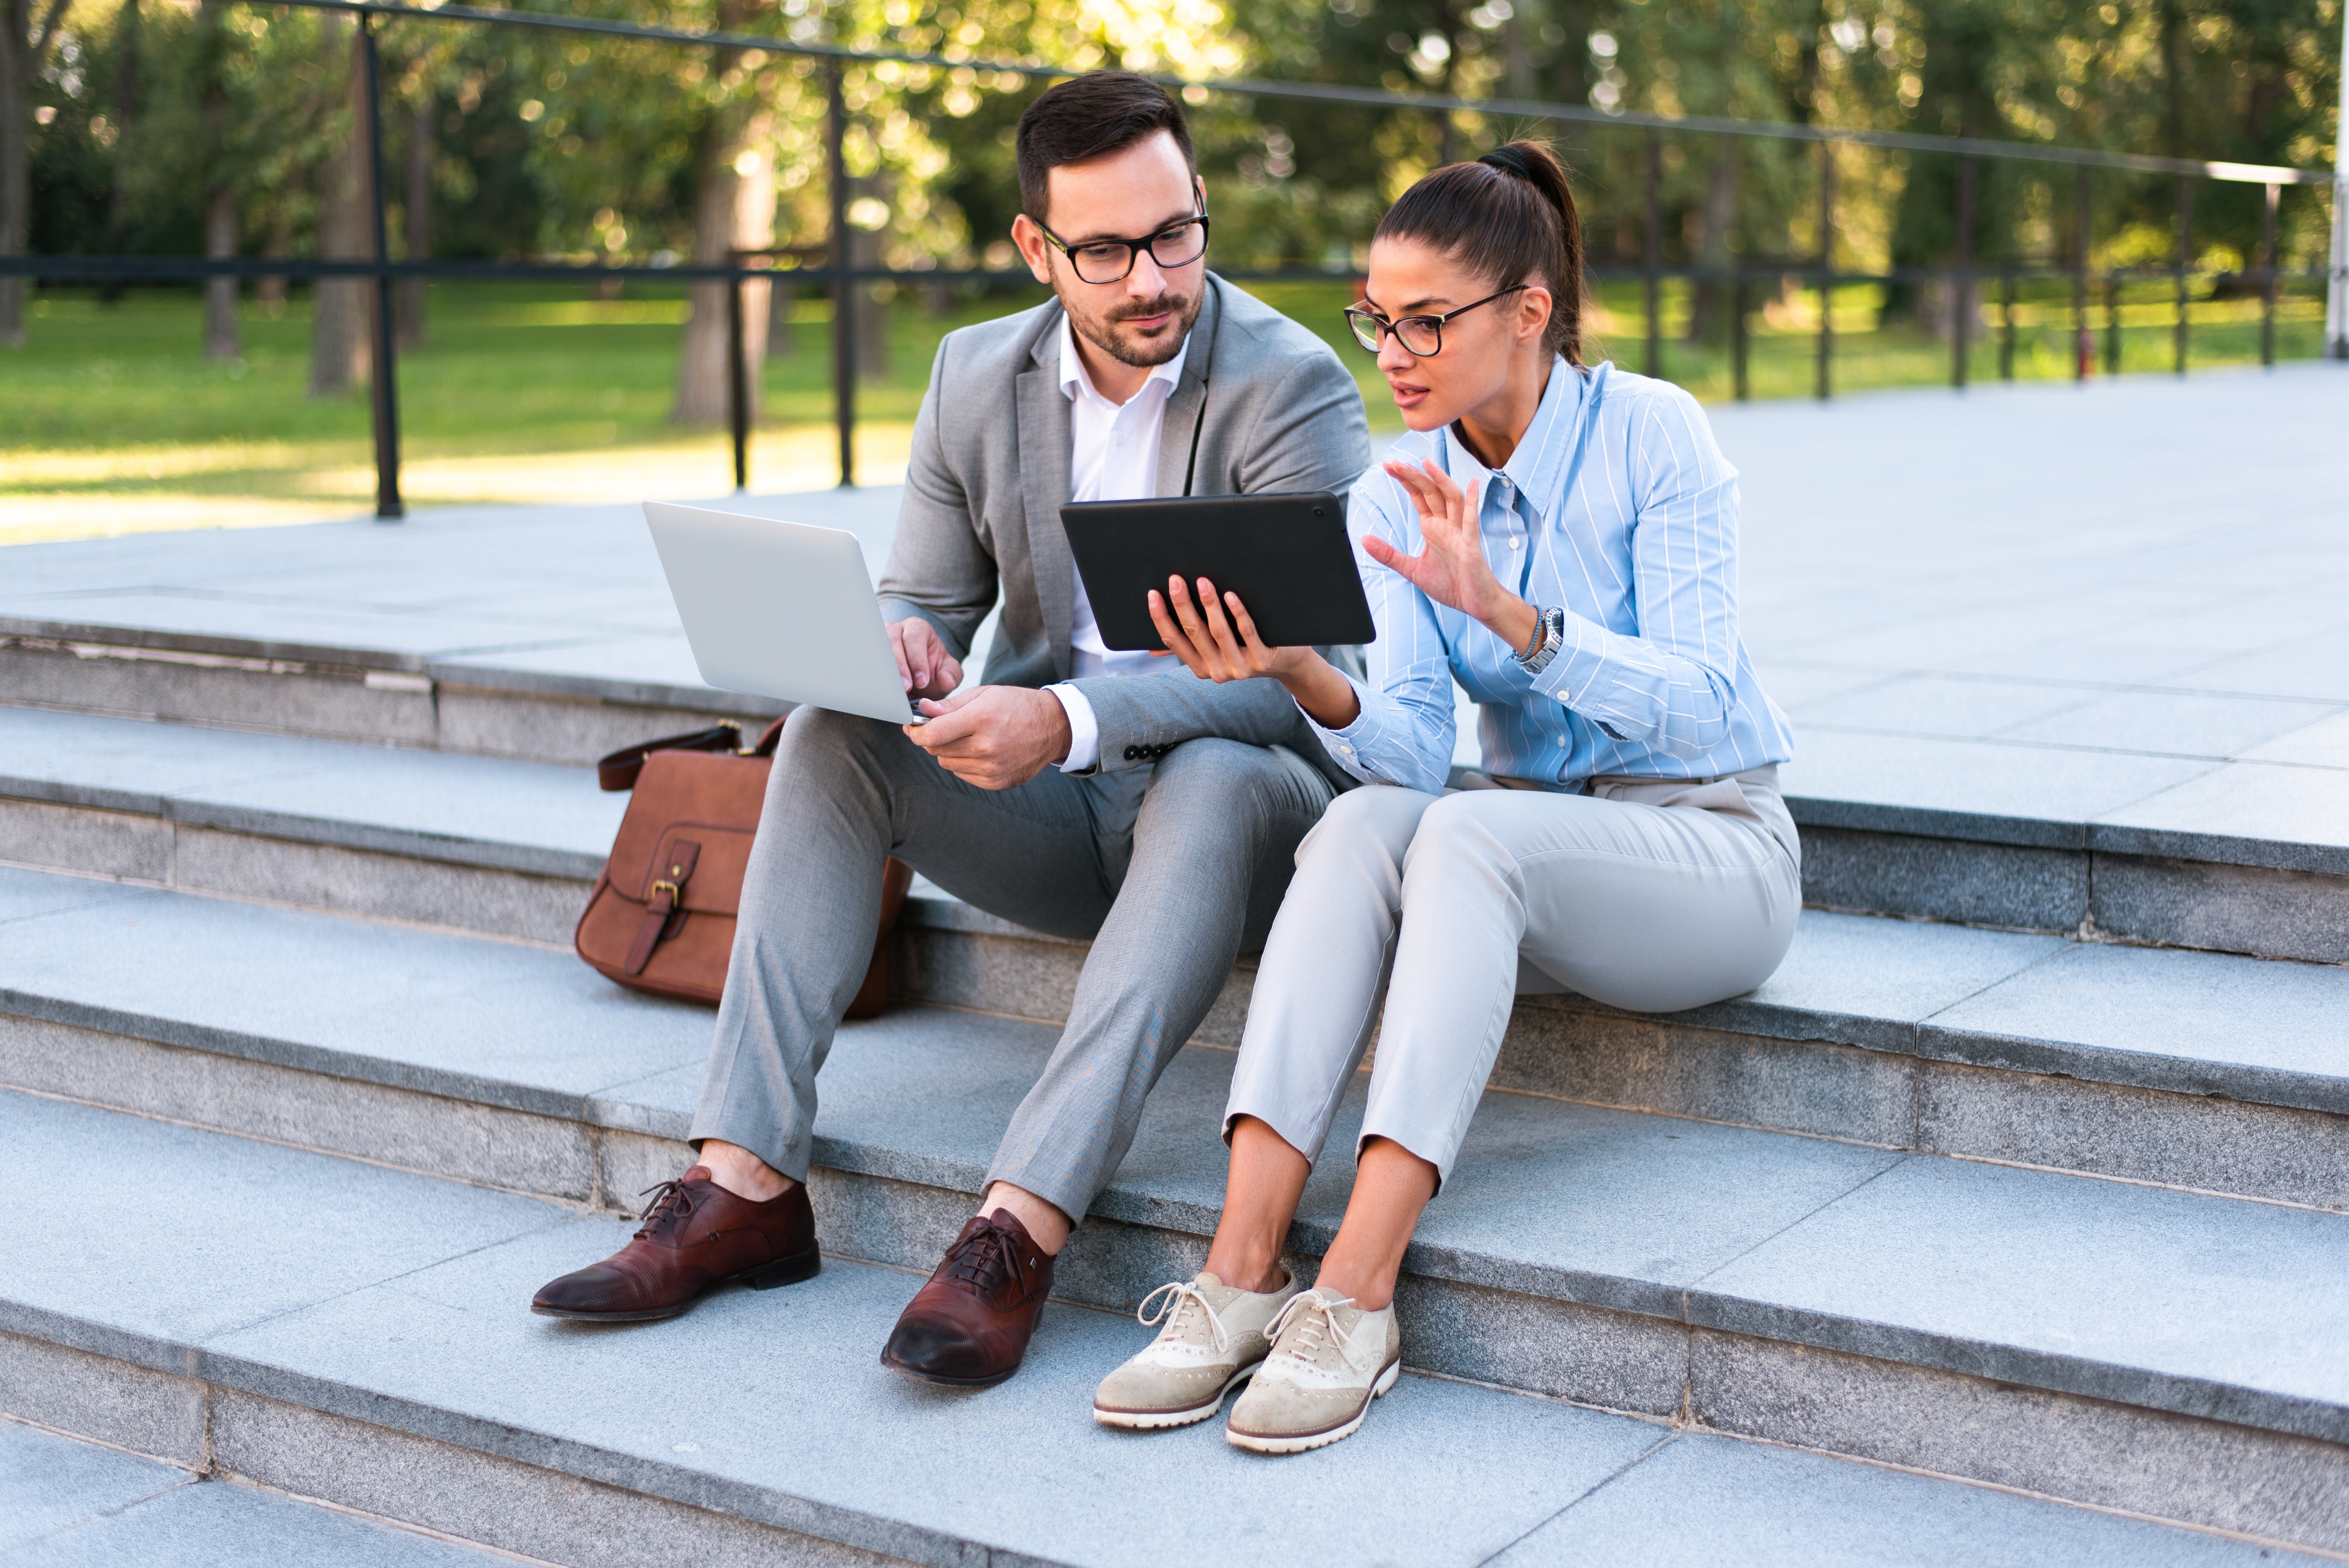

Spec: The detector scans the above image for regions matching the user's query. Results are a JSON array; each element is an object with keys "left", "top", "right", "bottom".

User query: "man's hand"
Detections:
[
  {"left": 1367, "top": 458, "right": 1539, "bottom": 653},
  {"left": 887, "top": 618, "right": 965, "bottom": 701},
  {"left": 906, "top": 685, "right": 1071, "bottom": 791}
]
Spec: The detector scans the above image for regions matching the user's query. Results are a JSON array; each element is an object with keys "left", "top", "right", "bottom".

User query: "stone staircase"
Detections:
[{"left": 3, "top": 541, "right": 2346, "bottom": 1564}]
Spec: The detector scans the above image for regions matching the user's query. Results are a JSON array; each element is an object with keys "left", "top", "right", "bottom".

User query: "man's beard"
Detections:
[{"left": 1064, "top": 287, "right": 1203, "bottom": 368}]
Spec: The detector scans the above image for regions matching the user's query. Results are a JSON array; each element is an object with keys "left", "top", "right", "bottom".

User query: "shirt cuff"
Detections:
[
  {"left": 1303, "top": 672, "right": 1378, "bottom": 780},
  {"left": 1533, "top": 609, "right": 1602, "bottom": 708},
  {"left": 1047, "top": 682, "right": 1099, "bottom": 772}
]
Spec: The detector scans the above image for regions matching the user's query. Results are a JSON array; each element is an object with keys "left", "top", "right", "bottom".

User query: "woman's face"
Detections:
[{"left": 1359, "top": 236, "right": 1552, "bottom": 433}]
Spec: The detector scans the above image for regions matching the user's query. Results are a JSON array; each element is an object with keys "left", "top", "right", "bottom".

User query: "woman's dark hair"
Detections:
[
  {"left": 1374, "top": 140, "right": 1586, "bottom": 365},
  {"left": 1016, "top": 71, "right": 1197, "bottom": 225}
]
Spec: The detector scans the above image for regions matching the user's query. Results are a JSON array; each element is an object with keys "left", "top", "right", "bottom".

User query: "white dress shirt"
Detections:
[{"left": 1046, "top": 312, "right": 1190, "bottom": 771}]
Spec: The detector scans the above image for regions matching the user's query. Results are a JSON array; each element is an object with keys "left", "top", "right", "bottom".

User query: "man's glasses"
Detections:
[
  {"left": 1344, "top": 284, "right": 1530, "bottom": 357},
  {"left": 1034, "top": 209, "right": 1211, "bottom": 285}
]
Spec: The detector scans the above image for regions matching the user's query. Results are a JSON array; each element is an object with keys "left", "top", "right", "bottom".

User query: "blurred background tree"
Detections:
[{"left": 4, "top": 0, "right": 2340, "bottom": 408}]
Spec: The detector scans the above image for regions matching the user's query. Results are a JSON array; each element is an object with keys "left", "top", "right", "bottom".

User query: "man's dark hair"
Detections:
[{"left": 1016, "top": 70, "right": 1196, "bottom": 225}]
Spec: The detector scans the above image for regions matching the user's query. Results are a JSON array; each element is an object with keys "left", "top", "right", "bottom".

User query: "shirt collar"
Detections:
[
  {"left": 1057, "top": 309, "right": 1189, "bottom": 408},
  {"left": 1442, "top": 355, "right": 1584, "bottom": 525}
]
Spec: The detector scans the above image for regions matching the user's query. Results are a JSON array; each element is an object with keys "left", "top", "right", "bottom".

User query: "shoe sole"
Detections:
[
  {"left": 1093, "top": 1361, "right": 1261, "bottom": 1430},
  {"left": 879, "top": 1352, "right": 1022, "bottom": 1390},
  {"left": 1225, "top": 1357, "right": 1400, "bottom": 1455},
  {"left": 529, "top": 1244, "right": 822, "bottom": 1322}
]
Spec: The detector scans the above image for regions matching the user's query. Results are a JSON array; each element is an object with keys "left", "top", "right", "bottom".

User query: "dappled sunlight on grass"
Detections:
[{"left": 3, "top": 276, "right": 2333, "bottom": 545}]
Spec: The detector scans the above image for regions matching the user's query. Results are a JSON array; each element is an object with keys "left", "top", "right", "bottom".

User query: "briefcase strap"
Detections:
[{"left": 595, "top": 715, "right": 789, "bottom": 792}]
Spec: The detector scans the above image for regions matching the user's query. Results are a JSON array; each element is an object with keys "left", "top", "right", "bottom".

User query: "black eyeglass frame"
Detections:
[
  {"left": 1344, "top": 283, "right": 1531, "bottom": 357},
  {"left": 1032, "top": 201, "right": 1212, "bottom": 285}
]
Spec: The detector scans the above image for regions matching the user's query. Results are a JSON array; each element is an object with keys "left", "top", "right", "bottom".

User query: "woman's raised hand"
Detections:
[{"left": 1365, "top": 458, "right": 1519, "bottom": 632}]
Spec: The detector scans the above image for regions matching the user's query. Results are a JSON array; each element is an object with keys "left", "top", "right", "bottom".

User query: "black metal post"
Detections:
[
  {"left": 359, "top": 17, "right": 402, "bottom": 520},
  {"left": 2261, "top": 181, "right": 2279, "bottom": 368},
  {"left": 828, "top": 63, "right": 855, "bottom": 489},
  {"left": 1952, "top": 156, "right": 1975, "bottom": 389},
  {"left": 2000, "top": 268, "right": 2015, "bottom": 380},
  {"left": 1643, "top": 132, "right": 1662, "bottom": 379},
  {"left": 1731, "top": 272, "right": 1749, "bottom": 401},
  {"left": 2074, "top": 168, "right": 2091, "bottom": 381},
  {"left": 1816, "top": 142, "right": 1834, "bottom": 401},
  {"left": 727, "top": 266, "right": 748, "bottom": 491},
  {"left": 2173, "top": 175, "right": 2193, "bottom": 375},
  {"left": 2105, "top": 272, "right": 2121, "bottom": 375}
]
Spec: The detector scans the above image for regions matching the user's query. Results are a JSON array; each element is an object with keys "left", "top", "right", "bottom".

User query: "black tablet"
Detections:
[{"left": 1060, "top": 491, "right": 1376, "bottom": 653}]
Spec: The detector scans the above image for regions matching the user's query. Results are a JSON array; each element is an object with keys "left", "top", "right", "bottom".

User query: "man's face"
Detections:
[{"left": 1012, "top": 129, "right": 1206, "bottom": 369}]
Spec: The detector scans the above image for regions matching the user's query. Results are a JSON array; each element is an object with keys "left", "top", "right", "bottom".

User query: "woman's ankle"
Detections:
[
  {"left": 1202, "top": 1243, "right": 1289, "bottom": 1296},
  {"left": 1307, "top": 1260, "right": 1394, "bottom": 1312}
]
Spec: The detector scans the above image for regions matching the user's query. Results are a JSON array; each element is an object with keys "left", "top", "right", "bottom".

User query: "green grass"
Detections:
[{"left": 2, "top": 274, "right": 2332, "bottom": 510}]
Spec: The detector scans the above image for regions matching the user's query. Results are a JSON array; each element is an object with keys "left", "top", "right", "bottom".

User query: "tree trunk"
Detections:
[
  {"left": 199, "top": 0, "right": 236, "bottom": 359},
  {"left": 204, "top": 187, "right": 240, "bottom": 359},
  {"left": 308, "top": 16, "right": 371, "bottom": 397},
  {"left": 105, "top": 0, "right": 139, "bottom": 262},
  {"left": 672, "top": 94, "right": 774, "bottom": 424},
  {"left": 398, "top": 95, "right": 429, "bottom": 348},
  {"left": 1685, "top": 152, "right": 1739, "bottom": 343},
  {"left": 1502, "top": 9, "right": 1533, "bottom": 99},
  {"left": 3, "top": 0, "right": 74, "bottom": 345},
  {"left": 256, "top": 187, "right": 293, "bottom": 308}
]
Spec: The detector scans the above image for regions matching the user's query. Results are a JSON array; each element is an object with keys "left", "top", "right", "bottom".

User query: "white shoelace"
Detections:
[
  {"left": 1137, "top": 1279, "right": 1231, "bottom": 1354},
  {"left": 1265, "top": 1289, "right": 1371, "bottom": 1376}
]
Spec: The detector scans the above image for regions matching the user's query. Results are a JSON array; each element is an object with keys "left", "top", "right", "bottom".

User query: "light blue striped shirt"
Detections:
[{"left": 1309, "top": 358, "right": 1795, "bottom": 794}]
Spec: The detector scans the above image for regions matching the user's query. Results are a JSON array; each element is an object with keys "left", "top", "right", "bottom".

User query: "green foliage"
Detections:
[{"left": 11, "top": 0, "right": 2342, "bottom": 356}]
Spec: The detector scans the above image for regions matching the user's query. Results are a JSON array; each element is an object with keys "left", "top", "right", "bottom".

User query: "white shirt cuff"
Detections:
[{"left": 1047, "top": 683, "right": 1099, "bottom": 772}]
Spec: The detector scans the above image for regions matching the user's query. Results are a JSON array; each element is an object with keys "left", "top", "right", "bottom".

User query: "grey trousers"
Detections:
[
  {"left": 691, "top": 706, "right": 1335, "bottom": 1220},
  {"left": 1225, "top": 767, "right": 1802, "bottom": 1185}
]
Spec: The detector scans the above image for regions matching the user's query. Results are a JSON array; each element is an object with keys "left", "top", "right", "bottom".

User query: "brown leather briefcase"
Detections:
[{"left": 573, "top": 717, "right": 912, "bottom": 1015}]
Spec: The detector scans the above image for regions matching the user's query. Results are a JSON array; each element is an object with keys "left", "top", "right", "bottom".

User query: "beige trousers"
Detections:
[{"left": 1223, "top": 766, "right": 1801, "bottom": 1183}]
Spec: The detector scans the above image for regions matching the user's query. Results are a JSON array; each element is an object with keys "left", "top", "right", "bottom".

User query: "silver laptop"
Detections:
[{"left": 644, "top": 501, "right": 923, "bottom": 726}]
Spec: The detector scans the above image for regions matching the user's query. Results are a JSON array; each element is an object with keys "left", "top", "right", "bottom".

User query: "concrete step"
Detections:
[
  {"left": 0, "top": 706, "right": 620, "bottom": 943},
  {"left": 1, "top": 1416, "right": 508, "bottom": 1565},
  {"left": 2, "top": 704, "right": 2345, "bottom": 1205},
  {"left": 0, "top": 494, "right": 846, "bottom": 767},
  {"left": 903, "top": 892, "right": 2349, "bottom": 1210},
  {"left": 5, "top": 492, "right": 2345, "bottom": 963},
  {"left": 0, "top": 1089, "right": 2333, "bottom": 1566},
  {"left": 1, "top": 874, "right": 2343, "bottom": 1548},
  {"left": 0, "top": 619, "right": 781, "bottom": 769},
  {"left": 3, "top": 861, "right": 2340, "bottom": 1211},
  {"left": 14, "top": 635, "right": 2347, "bottom": 962},
  {"left": 1779, "top": 728, "right": 2349, "bottom": 964}
]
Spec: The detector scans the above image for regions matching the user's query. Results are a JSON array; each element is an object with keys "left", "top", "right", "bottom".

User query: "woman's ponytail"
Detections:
[{"left": 1375, "top": 138, "right": 1587, "bottom": 365}]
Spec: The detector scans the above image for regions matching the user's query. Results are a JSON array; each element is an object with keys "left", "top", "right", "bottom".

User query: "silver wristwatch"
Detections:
[{"left": 1513, "top": 604, "right": 1566, "bottom": 676}]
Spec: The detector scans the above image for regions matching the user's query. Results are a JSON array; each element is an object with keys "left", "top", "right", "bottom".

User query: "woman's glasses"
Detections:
[
  {"left": 1344, "top": 283, "right": 1529, "bottom": 356},
  {"left": 1034, "top": 210, "right": 1211, "bottom": 285}
]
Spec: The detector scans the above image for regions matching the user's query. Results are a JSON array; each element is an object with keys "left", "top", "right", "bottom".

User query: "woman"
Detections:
[{"left": 1088, "top": 141, "right": 1800, "bottom": 1453}]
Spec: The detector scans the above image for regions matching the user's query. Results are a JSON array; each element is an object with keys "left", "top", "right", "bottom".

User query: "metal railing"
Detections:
[{"left": 4, "top": 0, "right": 2339, "bottom": 519}]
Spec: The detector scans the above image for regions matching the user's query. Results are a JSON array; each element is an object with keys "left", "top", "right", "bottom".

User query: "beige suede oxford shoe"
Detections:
[
  {"left": 1224, "top": 1286, "right": 1401, "bottom": 1454},
  {"left": 1092, "top": 1270, "right": 1300, "bottom": 1430}
]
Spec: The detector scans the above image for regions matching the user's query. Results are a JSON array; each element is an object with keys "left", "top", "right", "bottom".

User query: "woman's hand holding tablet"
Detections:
[{"left": 1148, "top": 574, "right": 1364, "bottom": 732}]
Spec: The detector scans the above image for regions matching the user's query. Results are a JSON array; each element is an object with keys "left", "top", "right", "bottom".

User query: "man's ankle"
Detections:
[
  {"left": 980, "top": 1182, "right": 1071, "bottom": 1255},
  {"left": 696, "top": 1141, "right": 793, "bottom": 1204}
]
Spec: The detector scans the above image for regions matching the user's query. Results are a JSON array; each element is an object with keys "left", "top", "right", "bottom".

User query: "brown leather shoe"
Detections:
[
  {"left": 879, "top": 1209, "right": 1054, "bottom": 1388},
  {"left": 531, "top": 1166, "right": 819, "bottom": 1322}
]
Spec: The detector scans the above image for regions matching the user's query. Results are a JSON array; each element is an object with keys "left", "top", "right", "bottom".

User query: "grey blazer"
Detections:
[{"left": 875, "top": 274, "right": 1373, "bottom": 785}]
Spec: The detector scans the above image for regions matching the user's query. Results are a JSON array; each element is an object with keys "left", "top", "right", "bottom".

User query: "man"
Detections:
[{"left": 531, "top": 70, "right": 1371, "bottom": 1388}]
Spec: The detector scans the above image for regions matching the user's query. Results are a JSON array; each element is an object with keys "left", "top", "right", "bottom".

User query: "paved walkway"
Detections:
[{"left": 3, "top": 364, "right": 2344, "bottom": 859}]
